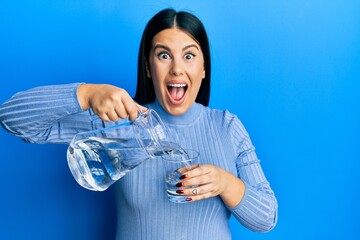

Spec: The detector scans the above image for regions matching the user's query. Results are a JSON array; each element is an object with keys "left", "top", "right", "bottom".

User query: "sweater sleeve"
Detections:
[
  {"left": 0, "top": 83, "right": 96, "bottom": 144},
  {"left": 225, "top": 112, "right": 278, "bottom": 232}
]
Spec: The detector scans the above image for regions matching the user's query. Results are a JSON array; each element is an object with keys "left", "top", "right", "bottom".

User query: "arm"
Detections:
[
  {"left": 177, "top": 113, "right": 277, "bottom": 232},
  {"left": 0, "top": 83, "right": 93, "bottom": 144},
  {"left": 226, "top": 115, "right": 278, "bottom": 232},
  {"left": 0, "top": 83, "right": 146, "bottom": 144}
]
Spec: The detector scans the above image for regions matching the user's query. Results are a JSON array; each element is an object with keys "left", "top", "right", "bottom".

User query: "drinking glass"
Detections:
[{"left": 162, "top": 149, "right": 199, "bottom": 203}]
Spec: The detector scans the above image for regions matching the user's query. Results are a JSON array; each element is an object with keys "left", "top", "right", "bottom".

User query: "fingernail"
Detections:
[
  {"left": 175, "top": 182, "right": 182, "bottom": 188},
  {"left": 176, "top": 190, "right": 184, "bottom": 194},
  {"left": 179, "top": 174, "right": 186, "bottom": 180},
  {"left": 186, "top": 198, "right": 192, "bottom": 202}
]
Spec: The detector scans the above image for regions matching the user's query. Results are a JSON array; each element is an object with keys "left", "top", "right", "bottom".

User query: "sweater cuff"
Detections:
[
  {"left": 73, "top": 82, "right": 86, "bottom": 112},
  {"left": 227, "top": 181, "right": 278, "bottom": 232}
]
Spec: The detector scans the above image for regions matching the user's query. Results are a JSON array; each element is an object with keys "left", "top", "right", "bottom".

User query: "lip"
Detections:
[{"left": 166, "top": 80, "right": 188, "bottom": 106}]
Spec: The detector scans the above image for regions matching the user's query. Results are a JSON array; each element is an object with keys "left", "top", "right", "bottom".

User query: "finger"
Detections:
[
  {"left": 97, "top": 112, "right": 111, "bottom": 122},
  {"left": 123, "top": 99, "right": 140, "bottom": 121},
  {"left": 187, "top": 193, "right": 214, "bottom": 202},
  {"left": 115, "top": 90, "right": 138, "bottom": 121},
  {"left": 186, "top": 191, "right": 215, "bottom": 202},
  {"left": 179, "top": 174, "right": 211, "bottom": 188},
  {"left": 178, "top": 184, "right": 212, "bottom": 197},
  {"left": 107, "top": 110, "right": 120, "bottom": 122},
  {"left": 114, "top": 104, "right": 128, "bottom": 119},
  {"left": 177, "top": 164, "right": 199, "bottom": 175},
  {"left": 180, "top": 164, "right": 211, "bottom": 180},
  {"left": 137, "top": 104, "right": 148, "bottom": 113}
]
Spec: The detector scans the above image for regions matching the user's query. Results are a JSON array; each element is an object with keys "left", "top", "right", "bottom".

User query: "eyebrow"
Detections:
[
  {"left": 153, "top": 44, "right": 199, "bottom": 52},
  {"left": 183, "top": 44, "right": 199, "bottom": 51}
]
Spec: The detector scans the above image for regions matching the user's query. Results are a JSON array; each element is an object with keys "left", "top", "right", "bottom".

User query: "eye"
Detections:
[
  {"left": 158, "top": 52, "right": 171, "bottom": 60},
  {"left": 184, "top": 53, "right": 195, "bottom": 60}
]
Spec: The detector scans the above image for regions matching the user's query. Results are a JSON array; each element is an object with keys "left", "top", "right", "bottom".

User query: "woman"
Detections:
[{"left": 0, "top": 9, "right": 277, "bottom": 239}]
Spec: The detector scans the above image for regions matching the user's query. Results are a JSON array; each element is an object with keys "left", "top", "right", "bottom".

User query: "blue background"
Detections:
[{"left": 0, "top": 1, "right": 359, "bottom": 239}]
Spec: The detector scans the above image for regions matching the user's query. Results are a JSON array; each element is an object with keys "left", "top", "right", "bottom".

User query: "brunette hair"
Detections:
[{"left": 134, "top": 8, "right": 211, "bottom": 106}]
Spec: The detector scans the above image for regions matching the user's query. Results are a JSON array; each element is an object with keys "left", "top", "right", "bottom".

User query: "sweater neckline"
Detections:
[{"left": 147, "top": 99, "right": 202, "bottom": 126}]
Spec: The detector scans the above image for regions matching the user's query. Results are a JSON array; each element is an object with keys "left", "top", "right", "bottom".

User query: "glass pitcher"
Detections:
[{"left": 67, "top": 109, "right": 180, "bottom": 191}]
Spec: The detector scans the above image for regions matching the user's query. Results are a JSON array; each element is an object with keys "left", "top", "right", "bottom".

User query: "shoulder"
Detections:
[
  {"left": 201, "top": 105, "right": 239, "bottom": 127},
  {"left": 203, "top": 105, "right": 249, "bottom": 137}
]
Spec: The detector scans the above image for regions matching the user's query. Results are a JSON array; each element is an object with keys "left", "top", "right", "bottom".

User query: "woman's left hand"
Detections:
[{"left": 176, "top": 164, "right": 246, "bottom": 207}]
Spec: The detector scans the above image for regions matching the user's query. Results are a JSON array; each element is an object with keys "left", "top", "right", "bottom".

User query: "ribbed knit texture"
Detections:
[{"left": 0, "top": 83, "right": 278, "bottom": 240}]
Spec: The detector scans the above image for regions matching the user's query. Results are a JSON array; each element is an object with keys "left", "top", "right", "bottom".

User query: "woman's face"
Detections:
[{"left": 148, "top": 27, "right": 205, "bottom": 115}]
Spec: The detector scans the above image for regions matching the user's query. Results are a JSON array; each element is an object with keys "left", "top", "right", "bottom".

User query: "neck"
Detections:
[{"left": 148, "top": 99, "right": 202, "bottom": 126}]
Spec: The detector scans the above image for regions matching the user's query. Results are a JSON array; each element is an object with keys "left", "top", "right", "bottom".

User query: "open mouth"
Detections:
[{"left": 167, "top": 83, "right": 188, "bottom": 104}]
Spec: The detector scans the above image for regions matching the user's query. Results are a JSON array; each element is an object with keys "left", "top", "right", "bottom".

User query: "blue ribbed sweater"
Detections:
[{"left": 0, "top": 83, "right": 277, "bottom": 240}]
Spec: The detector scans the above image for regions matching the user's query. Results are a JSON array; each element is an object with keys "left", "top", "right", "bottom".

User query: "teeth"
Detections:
[{"left": 168, "top": 83, "right": 187, "bottom": 88}]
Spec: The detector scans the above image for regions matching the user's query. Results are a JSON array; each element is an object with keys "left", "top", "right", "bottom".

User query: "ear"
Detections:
[
  {"left": 145, "top": 60, "right": 151, "bottom": 78},
  {"left": 202, "top": 70, "right": 205, "bottom": 79}
]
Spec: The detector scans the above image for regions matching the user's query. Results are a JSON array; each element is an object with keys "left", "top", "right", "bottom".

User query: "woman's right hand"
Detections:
[{"left": 77, "top": 84, "right": 147, "bottom": 122}]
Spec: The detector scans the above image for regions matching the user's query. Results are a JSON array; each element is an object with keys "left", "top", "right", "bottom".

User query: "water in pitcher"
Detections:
[{"left": 67, "top": 136, "right": 183, "bottom": 191}]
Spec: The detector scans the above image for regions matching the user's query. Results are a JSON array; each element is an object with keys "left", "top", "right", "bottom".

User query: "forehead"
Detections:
[{"left": 152, "top": 27, "right": 200, "bottom": 49}]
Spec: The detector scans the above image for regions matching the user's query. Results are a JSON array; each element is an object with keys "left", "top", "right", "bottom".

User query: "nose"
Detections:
[{"left": 170, "top": 57, "right": 184, "bottom": 76}]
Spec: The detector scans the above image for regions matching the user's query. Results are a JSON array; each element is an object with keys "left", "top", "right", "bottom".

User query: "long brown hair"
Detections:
[{"left": 134, "top": 8, "right": 211, "bottom": 106}]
